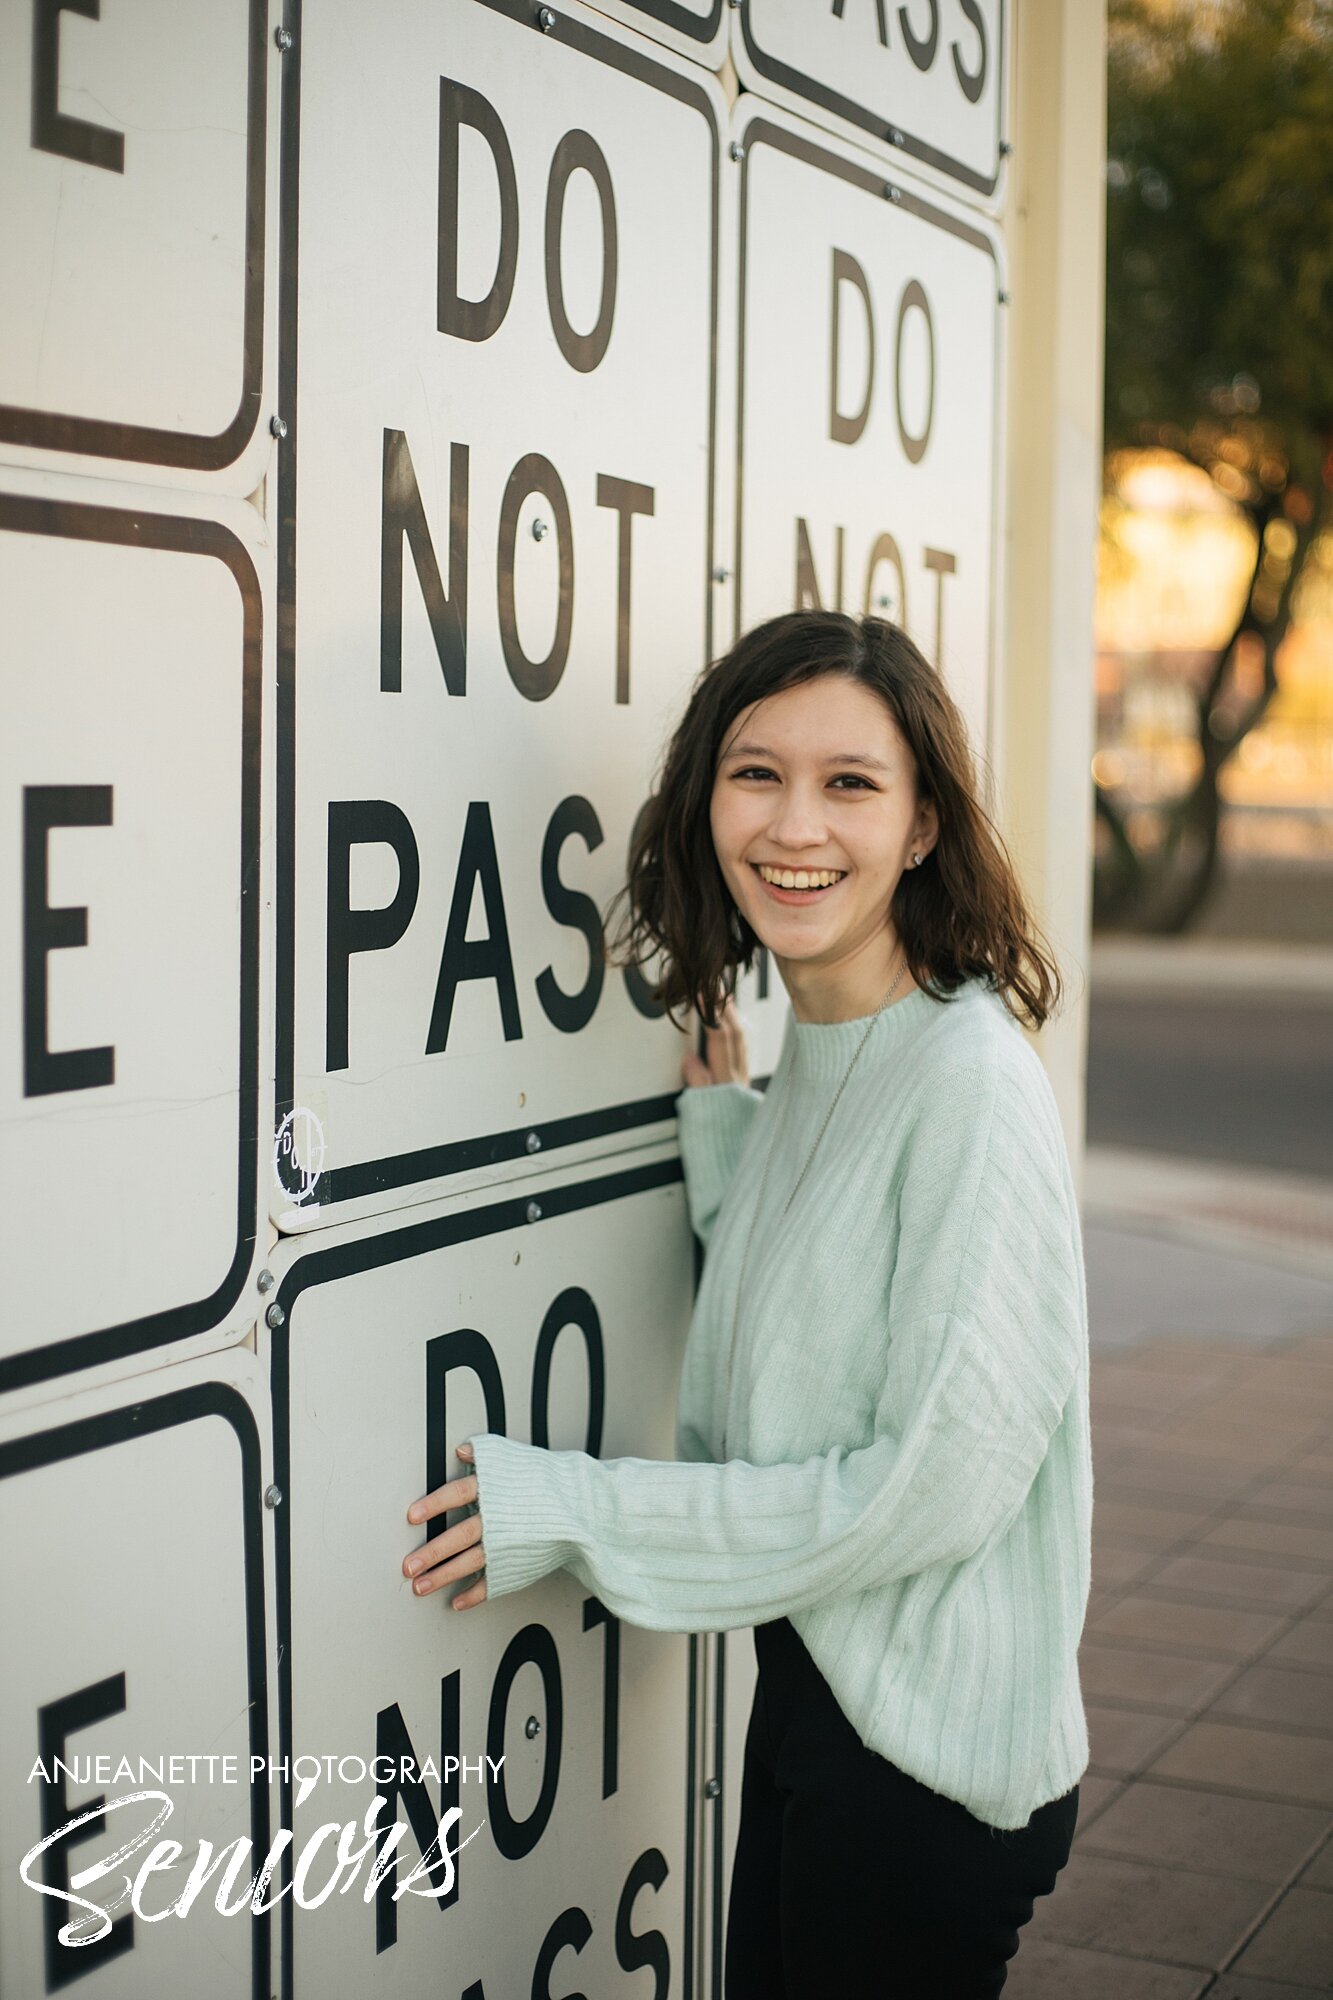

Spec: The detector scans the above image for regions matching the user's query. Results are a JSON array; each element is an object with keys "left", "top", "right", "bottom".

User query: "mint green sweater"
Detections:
[{"left": 467, "top": 977, "right": 1093, "bottom": 1830}]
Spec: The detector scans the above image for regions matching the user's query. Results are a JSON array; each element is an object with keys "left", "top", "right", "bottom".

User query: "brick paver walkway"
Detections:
[{"left": 1013, "top": 1327, "right": 1333, "bottom": 1997}]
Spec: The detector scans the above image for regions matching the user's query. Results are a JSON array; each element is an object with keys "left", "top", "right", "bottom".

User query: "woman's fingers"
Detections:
[
  {"left": 402, "top": 1451, "right": 488, "bottom": 1607},
  {"left": 687, "top": 995, "right": 749, "bottom": 1086},
  {"left": 403, "top": 1506, "right": 481, "bottom": 1577},
  {"left": 405, "top": 1473, "right": 477, "bottom": 1527},
  {"left": 407, "top": 1529, "right": 487, "bottom": 1596},
  {"left": 722, "top": 1000, "right": 743, "bottom": 1077},
  {"left": 715, "top": 999, "right": 749, "bottom": 1084}
]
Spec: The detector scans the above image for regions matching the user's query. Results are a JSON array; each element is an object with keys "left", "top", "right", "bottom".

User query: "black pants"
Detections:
[{"left": 724, "top": 1617, "right": 1080, "bottom": 1999}]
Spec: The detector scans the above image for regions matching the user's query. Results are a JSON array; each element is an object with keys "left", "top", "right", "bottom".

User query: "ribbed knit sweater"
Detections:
[{"left": 466, "top": 975, "right": 1093, "bottom": 1830}]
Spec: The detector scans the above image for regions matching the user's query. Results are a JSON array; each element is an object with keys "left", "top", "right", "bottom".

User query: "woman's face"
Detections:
[{"left": 709, "top": 674, "right": 937, "bottom": 976}]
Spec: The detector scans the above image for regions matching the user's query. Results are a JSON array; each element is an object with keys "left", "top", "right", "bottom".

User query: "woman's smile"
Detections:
[{"left": 749, "top": 860, "right": 848, "bottom": 904}]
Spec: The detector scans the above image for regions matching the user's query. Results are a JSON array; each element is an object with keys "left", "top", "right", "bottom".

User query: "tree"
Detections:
[{"left": 1100, "top": 0, "right": 1333, "bottom": 930}]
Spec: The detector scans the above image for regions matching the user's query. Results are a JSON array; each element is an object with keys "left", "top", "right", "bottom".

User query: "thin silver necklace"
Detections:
[{"left": 719, "top": 952, "right": 911, "bottom": 1458}]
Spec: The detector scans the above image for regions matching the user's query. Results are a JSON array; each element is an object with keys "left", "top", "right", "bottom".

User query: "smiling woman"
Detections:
[
  {"left": 706, "top": 672, "right": 939, "bottom": 1013},
  {"left": 400, "top": 612, "right": 1090, "bottom": 2000},
  {"left": 605, "top": 609, "right": 1061, "bottom": 1036}
]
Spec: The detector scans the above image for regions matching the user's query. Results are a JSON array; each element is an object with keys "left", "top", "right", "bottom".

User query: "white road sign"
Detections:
[
  {"left": 733, "top": 0, "right": 1008, "bottom": 207},
  {"left": 725, "top": 99, "right": 1005, "bottom": 754},
  {"left": 0, "top": 470, "right": 265, "bottom": 1398},
  {"left": 0, "top": 0, "right": 275, "bottom": 493},
  {"left": 266, "top": 1150, "right": 702, "bottom": 1993},
  {"left": 0, "top": 1345, "right": 274, "bottom": 1999},
  {"left": 582, "top": 0, "right": 728, "bottom": 67},
  {"left": 277, "top": 0, "right": 754, "bottom": 1229}
]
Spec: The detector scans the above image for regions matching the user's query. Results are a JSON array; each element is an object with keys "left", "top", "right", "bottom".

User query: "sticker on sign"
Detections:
[{"left": 278, "top": 0, "right": 733, "bottom": 1227}]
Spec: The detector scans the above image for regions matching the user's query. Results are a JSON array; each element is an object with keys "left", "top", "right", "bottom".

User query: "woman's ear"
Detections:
[{"left": 915, "top": 796, "right": 940, "bottom": 859}]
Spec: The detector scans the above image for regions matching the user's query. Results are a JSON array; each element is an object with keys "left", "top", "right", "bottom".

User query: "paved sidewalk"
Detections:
[
  {"left": 1088, "top": 937, "right": 1333, "bottom": 998},
  {"left": 1084, "top": 1151, "right": 1333, "bottom": 1286},
  {"left": 1004, "top": 938, "right": 1333, "bottom": 1990},
  {"left": 1013, "top": 1324, "right": 1333, "bottom": 1997}
]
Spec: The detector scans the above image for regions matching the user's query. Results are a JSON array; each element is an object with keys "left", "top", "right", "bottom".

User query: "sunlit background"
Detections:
[
  {"left": 1096, "top": 449, "right": 1333, "bottom": 869},
  {"left": 1094, "top": 0, "right": 1333, "bottom": 942},
  {"left": 1064, "top": 16, "right": 1333, "bottom": 1980}
]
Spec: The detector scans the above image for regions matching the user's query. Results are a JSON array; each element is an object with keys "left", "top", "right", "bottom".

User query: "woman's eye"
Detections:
[{"left": 731, "top": 768, "right": 873, "bottom": 789}]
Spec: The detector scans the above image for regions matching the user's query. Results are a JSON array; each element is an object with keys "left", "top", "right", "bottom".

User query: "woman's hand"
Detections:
[
  {"left": 403, "top": 1441, "right": 488, "bottom": 1611},
  {"left": 681, "top": 996, "right": 750, "bottom": 1089}
]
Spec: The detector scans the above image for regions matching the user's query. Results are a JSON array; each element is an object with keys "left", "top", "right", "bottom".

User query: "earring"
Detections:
[{"left": 911, "top": 853, "right": 923, "bottom": 867}]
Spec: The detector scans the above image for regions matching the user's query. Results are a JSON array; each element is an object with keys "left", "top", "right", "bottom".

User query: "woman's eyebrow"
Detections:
[{"left": 722, "top": 741, "right": 891, "bottom": 773}]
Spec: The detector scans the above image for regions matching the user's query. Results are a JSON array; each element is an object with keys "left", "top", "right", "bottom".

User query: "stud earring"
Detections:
[{"left": 911, "top": 852, "right": 923, "bottom": 867}]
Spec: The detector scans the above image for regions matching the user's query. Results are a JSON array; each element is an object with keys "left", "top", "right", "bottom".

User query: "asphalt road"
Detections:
[{"left": 1086, "top": 991, "right": 1333, "bottom": 1180}]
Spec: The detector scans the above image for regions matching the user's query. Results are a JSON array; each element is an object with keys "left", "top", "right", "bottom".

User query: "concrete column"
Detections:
[{"left": 994, "top": 0, "right": 1108, "bottom": 1190}]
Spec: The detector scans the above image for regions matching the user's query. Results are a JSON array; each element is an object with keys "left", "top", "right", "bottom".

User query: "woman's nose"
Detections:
[{"left": 766, "top": 788, "right": 828, "bottom": 846}]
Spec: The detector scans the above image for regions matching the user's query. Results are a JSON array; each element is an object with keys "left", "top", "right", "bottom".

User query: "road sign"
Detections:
[
  {"left": 0, "top": 1344, "right": 273, "bottom": 1999},
  {"left": 725, "top": 99, "right": 1005, "bottom": 755},
  {"left": 0, "top": 470, "right": 265, "bottom": 1397},
  {"left": 733, "top": 0, "right": 1008, "bottom": 207},
  {"left": 582, "top": 0, "right": 728, "bottom": 67},
  {"left": 0, "top": 0, "right": 275, "bottom": 492},
  {"left": 276, "top": 0, "right": 745, "bottom": 1229},
  {"left": 266, "top": 1148, "right": 703, "bottom": 1992}
]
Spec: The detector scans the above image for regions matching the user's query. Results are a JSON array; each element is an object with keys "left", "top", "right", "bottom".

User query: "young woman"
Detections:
[{"left": 402, "top": 610, "right": 1093, "bottom": 1997}]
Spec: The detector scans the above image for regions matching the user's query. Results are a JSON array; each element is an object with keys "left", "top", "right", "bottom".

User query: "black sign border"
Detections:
[
  {"left": 269, "top": 1153, "right": 703, "bottom": 1998},
  {"left": 609, "top": 0, "right": 725, "bottom": 48},
  {"left": 0, "top": 0, "right": 268, "bottom": 474},
  {"left": 0, "top": 492, "right": 262, "bottom": 1392},
  {"left": 733, "top": 113, "right": 1000, "bottom": 639},
  {"left": 0, "top": 1380, "right": 272, "bottom": 2000},
  {"left": 737, "top": 0, "right": 1007, "bottom": 199},
  {"left": 274, "top": 0, "right": 721, "bottom": 1216}
]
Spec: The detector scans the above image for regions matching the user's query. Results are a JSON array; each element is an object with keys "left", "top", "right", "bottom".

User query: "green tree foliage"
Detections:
[{"left": 1101, "top": 0, "right": 1333, "bottom": 929}]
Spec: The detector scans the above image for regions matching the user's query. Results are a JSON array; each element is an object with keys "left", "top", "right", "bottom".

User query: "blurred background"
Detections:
[
  {"left": 1033, "top": 7, "right": 1333, "bottom": 1988},
  {"left": 1083, "top": 0, "right": 1333, "bottom": 1285}
]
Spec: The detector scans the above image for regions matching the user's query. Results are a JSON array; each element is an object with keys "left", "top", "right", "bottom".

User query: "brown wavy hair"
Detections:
[{"left": 604, "top": 610, "right": 1065, "bottom": 1033}]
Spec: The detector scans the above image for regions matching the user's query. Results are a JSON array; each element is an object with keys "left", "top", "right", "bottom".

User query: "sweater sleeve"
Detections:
[
  {"left": 674, "top": 1080, "right": 764, "bottom": 1247},
  {"left": 466, "top": 1054, "right": 1086, "bottom": 1633}
]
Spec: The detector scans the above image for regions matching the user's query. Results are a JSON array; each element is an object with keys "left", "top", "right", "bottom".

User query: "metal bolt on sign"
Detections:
[
  {"left": 884, "top": 184, "right": 902, "bottom": 204},
  {"left": 269, "top": 414, "right": 287, "bottom": 438},
  {"left": 531, "top": 517, "right": 549, "bottom": 541},
  {"left": 256, "top": 1268, "right": 275, "bottom": 1294},
  {"left": 998, "top": 290, "right": 1011, "bottom": 306},
  {"left": 266, "top": 1302, "right": 286, "bottom": 1329},
  {"left": 887, "top": 126, "right": 904, "bottom": 147},
  {"left": 526, "top": 1201, "right": 542, "bottom": 1224},
  {"left": 525, "top": 1131, "right": 541, "bottom": 1153},
  {"left": 999, "top": 140, "right": 1014, "bottom": 157},
  {"left": 729, "top": 142, "right": 745, "bottom": 163},
  {"left": 525, "top": 1716, "right": 542, "bottom": 1739},
  {"left": 536, "top": 6, "right": 556, "bottom": 30},
  {"left": 712, "top": 566, "right": 731, "bottom": 583},
  {"left": 264, "top": 1485, "right": 283, "bottom": 1510},
  {"left": 704, "top": 1777, "right": 721, "bottom": 1799},
  {"left": 274, "top": 25, "right": 292, "bottom": 51}
]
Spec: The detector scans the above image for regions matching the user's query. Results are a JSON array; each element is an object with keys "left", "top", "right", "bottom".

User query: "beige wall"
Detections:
[{"left": 994, "top": 0, "right": 1108, "bottom": 1189}]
